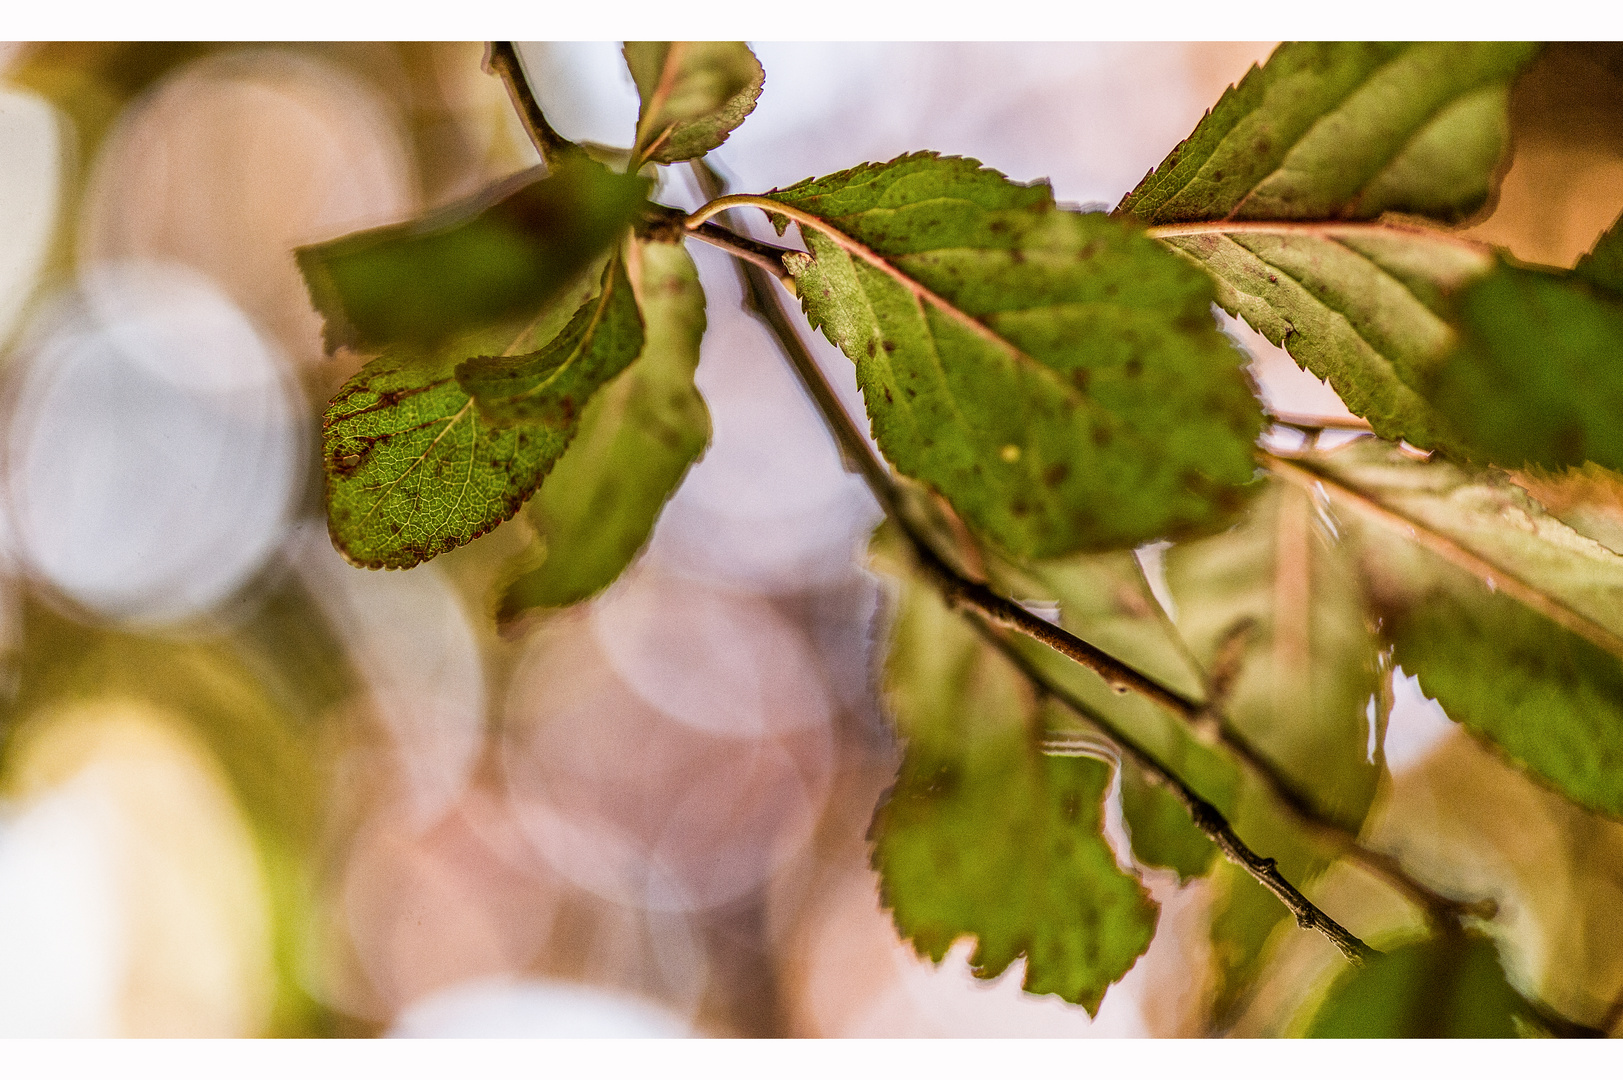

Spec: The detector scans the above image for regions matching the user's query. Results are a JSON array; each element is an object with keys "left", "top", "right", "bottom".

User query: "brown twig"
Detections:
[
  {"left": 484, "top": 41, "right": 577, "bottom": 169},
  {"left": 640, "top": 203, "right": 800, "bottom": 291}
]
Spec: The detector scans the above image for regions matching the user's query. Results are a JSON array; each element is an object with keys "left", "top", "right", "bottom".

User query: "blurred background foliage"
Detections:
[{"left": 0, "top": 41, "right": 1620, "bottom": 1037}]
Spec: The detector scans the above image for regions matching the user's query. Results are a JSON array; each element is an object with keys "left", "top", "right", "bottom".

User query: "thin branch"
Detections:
[
  {"left": 685, "top": 184, "right": 1491, "bottom": 938},
  {"left": 1135, "top": 557, "right": 1492, "bottom": 927},
  {"left": 1265, "top": 451, "right": 1623, "bottom": 662},
  {"left": 484, "top": 42, "right": 577, "bottom": 169},
  {"left": 689, "top": 159, "right": 1377, "bottom": 968},
  {"left": 639, "top": 203, "right": 799, "bottom": 291}
]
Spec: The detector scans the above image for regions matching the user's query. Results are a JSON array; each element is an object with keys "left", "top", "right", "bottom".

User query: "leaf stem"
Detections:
[
  {"left": 485, "top": 42, "right": 578, "bottom": 170},
  {"left": 688, "top": 160, "right": 1378, "bottom": 968},
  {"left": 1265, "top": 410, "right": 1373, "bottom": 434},
  {"left": 640, "top": 203, "right": 799, "bottom": 292}
]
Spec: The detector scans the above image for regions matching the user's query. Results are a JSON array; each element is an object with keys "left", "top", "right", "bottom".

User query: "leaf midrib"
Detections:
[{"left": 700, "top": 194, "right": 1111, "bottom": 424}]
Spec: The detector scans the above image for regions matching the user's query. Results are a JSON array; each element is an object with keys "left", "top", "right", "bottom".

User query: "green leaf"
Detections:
[
  {"left": 1158, "top": 225, "right": 1490, "bottom": 450},
  {"left": 771, "top": 152, "right": 1263, "bottom": 560},
  {"left": 1118, "top": 763, "right": 1217, "bottom": 882},
  {"left": 1119, "top": 42, "right": 1539, "bottom": 452},
  {"left": 1119, "top": 42, "right": 1540, "bottom": 226},
  {"left": 498, "top": 238, "right": 710, "bottom": 618},
  {"left": 1423, "top": 260, "right": 1623, "bottom": 471},
  {"left": 870, "top": 525, "right": 1159, "bottom": 1014},
  {"left": 1318, "top": 440, "right": 1623, "bottom": 818},
  {"left": 1372, "top": 561, "right": 1623, "bottom": 820},
  {"left": 1165, "top": 482, "right": 1382, "bottom": 830},
  {"left": 296, "top": 158, "right": 649, "bottom": 353},
  {"left": 323, "top": 343, "right": 573, "bottom": 570},
  {"left": 624, "top": 42, "right": 764, "bottom": 164},
  {"left": 1574, "top": 211, "right": 1623, "bottom": 296},
  {"left": 456, "top": 251, "right": 646, "bottom": 428},
  {"left": 1304, "top": 933, "right": 1535, "bottom": 1037}
]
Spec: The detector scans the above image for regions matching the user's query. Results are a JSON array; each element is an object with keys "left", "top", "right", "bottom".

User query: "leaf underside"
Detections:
[
  {"left": 1119, "top": 42, "right": 1540, "bottom": 227},
  {"left": 1120, "top": 42, "right": 1540, "bottom": 453},
  {"left": 624, "top": 41, "right": 764, "bottom": 164},
  {"left": 498, "top": 239, "right": 711, "bottom": 617},
  {"left": 870, "top": 525, "right": 1158, "bottom": 1015},
  {"left": 772, "top": 152, "right": 1263, "bottom": 561},
  {"left": 1160, "top": 227, "right": 1489, "bottom": 451}
]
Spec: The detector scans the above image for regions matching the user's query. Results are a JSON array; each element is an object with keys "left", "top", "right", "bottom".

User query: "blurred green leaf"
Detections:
[
  {"left": 1119, "top": 763, "right": 1218, "bottom": 882},
  {"left": 1424, "top": 260, "right": 1623, "bottom": 472},
  {"left": 1374, "top": 557, "right": 1623, "bottom": 820},
  {"left": 870, "top": 525, "right": 1159, "bottom": 1014},
  {"left": 3, "top": 592, "right": 351, "bottom": 1036},
  {"left": 624, "top": 42, "right": 764, "bottom": 165},
  {"left": 1119, "top": 42, "right": 1540, "bottom": 226},
  {"left": 297, "top": 157, "right": 649, "bottom": 353},
  {"left": 1165, "top": 482, "right": 1383, "bottom": 830},
  {"left": 1317, "top": 440, "right": 1623, "bottom": 818},
  {"left": 457, "top": 251, "right": 645, "bottom": 427},
  {"left": 1304, "top": 933, "right": 1535, "bottom": 1037},
  {"left": 772, "top": 152, "right": 1262, "bottom": 560},
  {"left": 982, "top": 546, "right": 1218, "bottom": 880},
  {"left": 498, "top": 238, "right": 709, "bottom": 618}
]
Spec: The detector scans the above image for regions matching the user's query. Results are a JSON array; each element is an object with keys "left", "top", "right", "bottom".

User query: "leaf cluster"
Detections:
[{"left": 293, "top": 40, "right": 1623, "bottom": 1035}]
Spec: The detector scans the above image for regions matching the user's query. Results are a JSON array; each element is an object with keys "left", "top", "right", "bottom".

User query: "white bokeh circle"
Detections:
[{"left": 2, "top": 261, "right": 305, "bottom": 625}]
